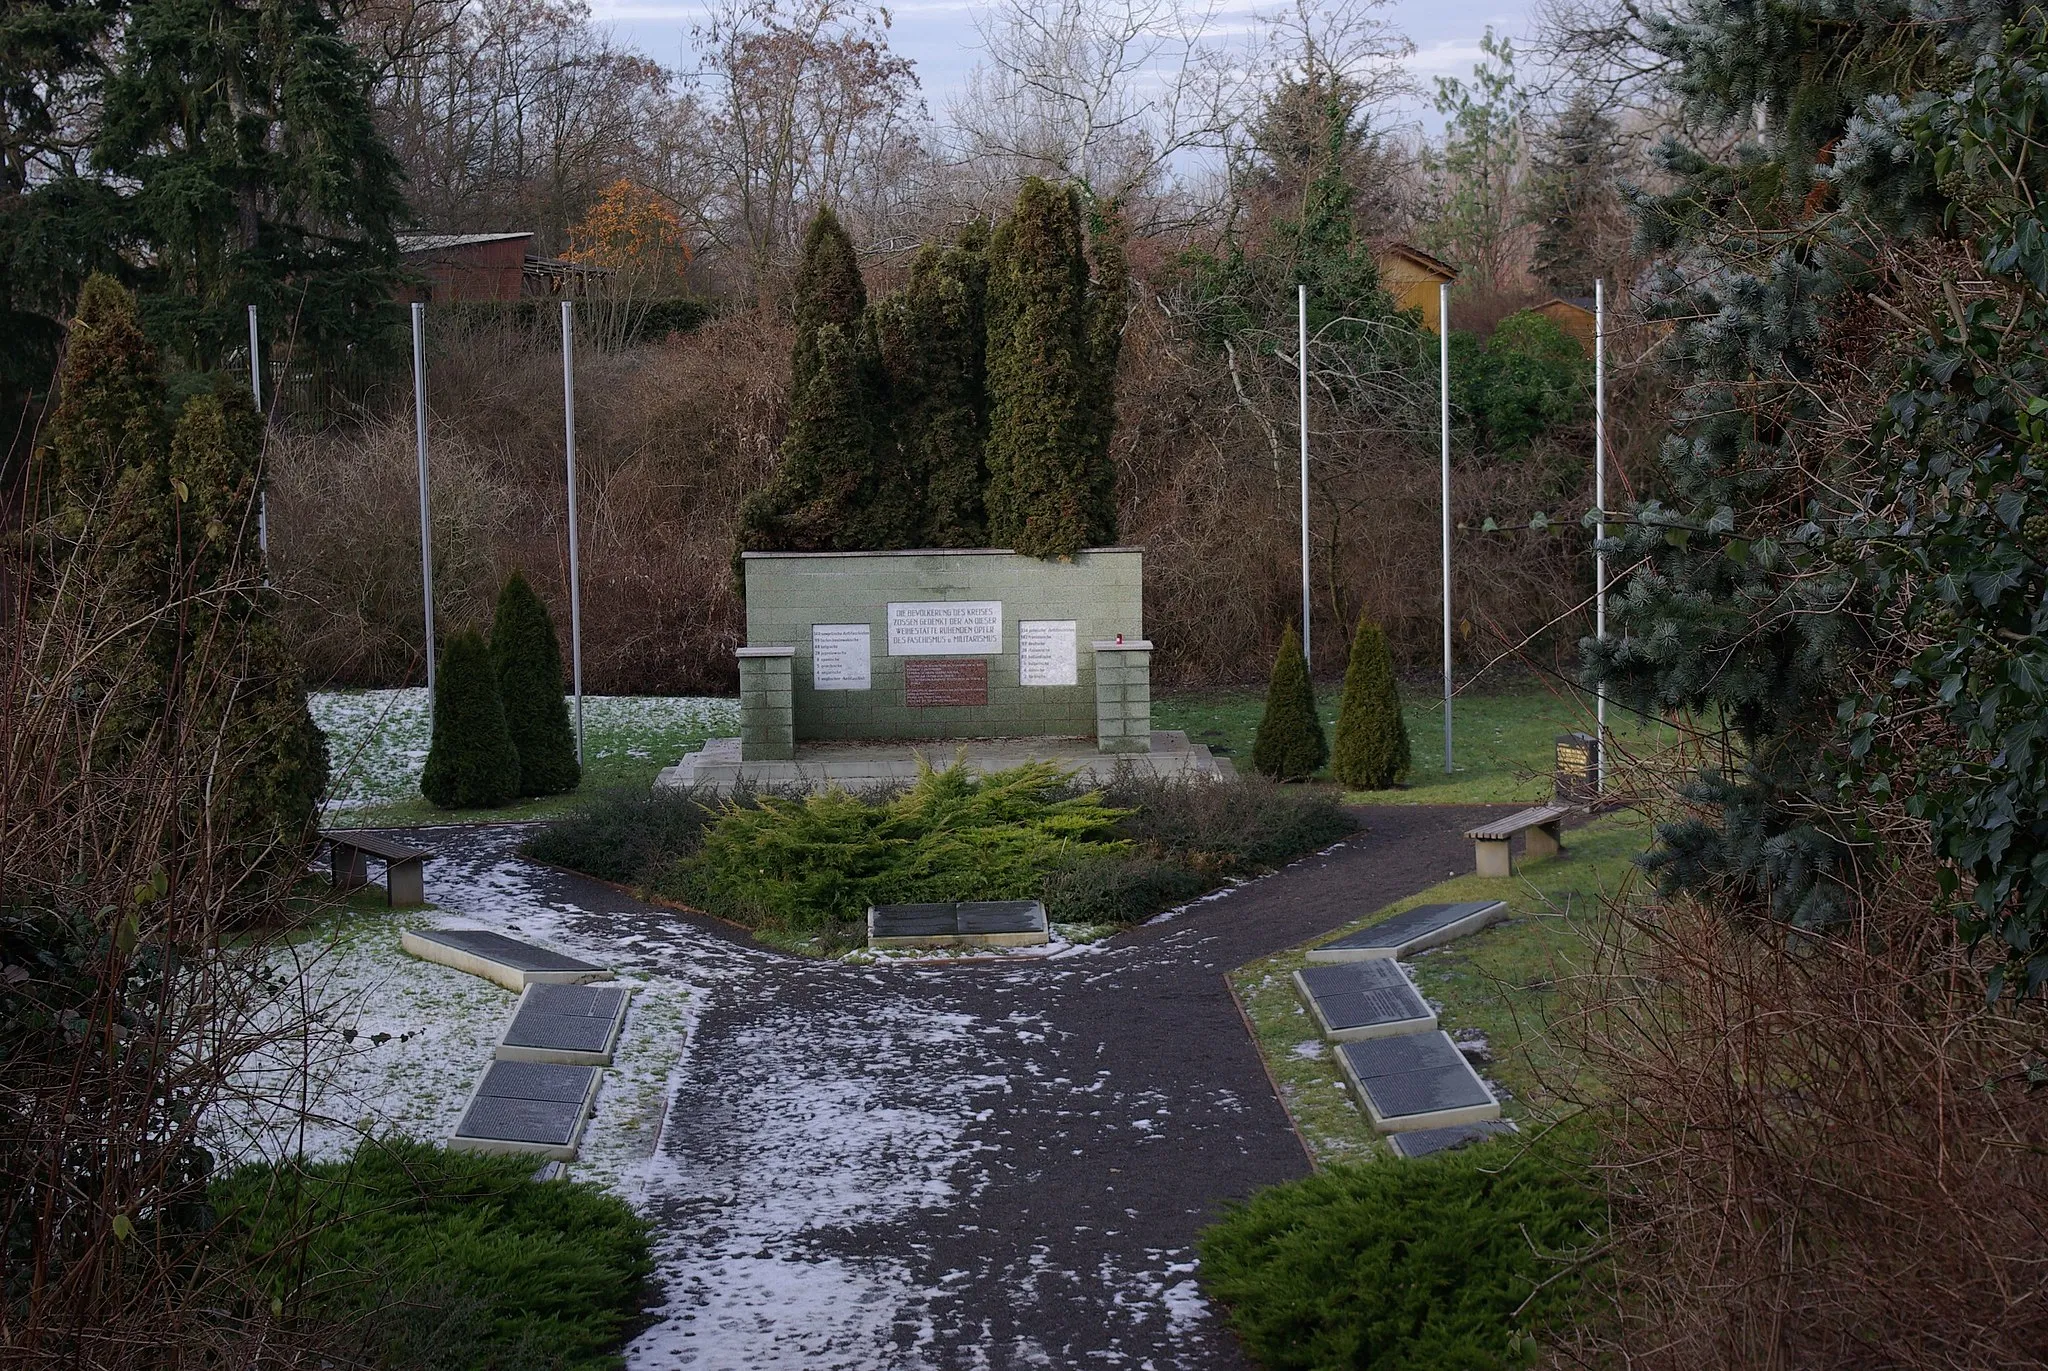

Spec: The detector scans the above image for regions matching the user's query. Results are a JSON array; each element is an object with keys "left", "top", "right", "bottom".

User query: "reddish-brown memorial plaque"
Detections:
[{"left": 904, "top": 658, "right": 988, "bottom": 707}]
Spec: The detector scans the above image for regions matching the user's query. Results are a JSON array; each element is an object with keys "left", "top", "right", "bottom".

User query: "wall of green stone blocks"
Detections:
[{"left": 742, "top": 548, "right": 1143, "bottom": 741}]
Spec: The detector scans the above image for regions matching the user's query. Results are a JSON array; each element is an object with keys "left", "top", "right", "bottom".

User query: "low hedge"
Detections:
[
  {"left": 521, "top": 764, "right": 1358, "bottom": 938},
  {"left": 214, "top": 1140, "right": 651, "bottom": 1370},
  {"left": 1199, "top": 1128, "right": 1605, "bottom": 1370}
]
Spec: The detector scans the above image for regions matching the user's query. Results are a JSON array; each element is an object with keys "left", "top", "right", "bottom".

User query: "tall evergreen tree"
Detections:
[
  {"left": 1331, "top": 616, "right": 1410, "bottom": 789},
  {"left": 985, "top": 177, "right": 1119, "bottom": 558},
  {"left": 1524, "top": 89, "right": 1630, "bottom": 298},
  {"left": 873, "top": 224, "right": 991, "bottom": 548},
  {"left": 1252, "top": 623, "right": 1327, "bottom": 781},
  {"left": 736, "top": 206, "right": 921, "bottom": 557},
  {"left": 491, "top": 571, "right": 580, "bottom": 797},
  {"left": 419, "top": 631, "right": 520, "bottom": 810}
]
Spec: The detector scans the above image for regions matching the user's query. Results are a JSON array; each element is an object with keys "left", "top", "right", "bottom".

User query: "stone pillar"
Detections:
[
  {"left": 1093, "top": 640, "right": 1153, "bottom": 754},
  {"left": 737, "top": 646, "right": 796, "bottom": 761}
]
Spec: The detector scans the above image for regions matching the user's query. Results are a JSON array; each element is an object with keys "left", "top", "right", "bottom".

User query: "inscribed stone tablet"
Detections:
[
  {"left": 1018, "top": 620, "right": 1078, "bottom": 686},
  {"left": 812, "top": 623, "right": 871, "bottom": 690},
  {"left": 887, "top": 600, "right": 1002, "bottom": 656},
  {"left": 904, "top": 659, "right": 988, "bottom": 707}
]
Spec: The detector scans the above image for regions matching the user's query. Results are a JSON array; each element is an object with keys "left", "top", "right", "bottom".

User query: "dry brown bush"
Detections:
[{"left": 1552, "top": 795, "right": 2048, "bottom": 1368}]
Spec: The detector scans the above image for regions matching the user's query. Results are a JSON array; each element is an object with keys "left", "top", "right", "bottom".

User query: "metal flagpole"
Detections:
[
  {"left": 561, "top": 301, "right": 586, "bottom": 766},
  {"left": 412, "top": 302, "right": 437, "bottom": 720},
  {"left": 1594, "top": 279, "right": 1608, "bottom": 793},
  {"left": 1298, "top": 283, "right": 1312, "bottom": 671},
  {"left": 249, "top": 305, "right": 267, "bottom": 554},
  {"left": 1440, "top": 281, "right": 1454, "bottom": 774}
]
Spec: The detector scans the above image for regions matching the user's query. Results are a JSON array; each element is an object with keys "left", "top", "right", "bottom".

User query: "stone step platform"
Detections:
[
  {"left": 1292, "top": 960, "right": 1437, "bottom": 1042},
  {"left": 402, "top": 927, "right": 613, "bottom": 992},
  {"left": 495, "top": 983, "right": 633, "bottom": 1066},
  {"left": 1336, "top": 1031, "right": 1501, "bottom": 1134},
  {"left": 1306, "top": 900, "right": 1508, "bottom": 963},
  {"left": 868, "top": 900, "right": 1049, "bottom": 950},
  {"left": 1386, "top": 1119, "right": 1518, "bottom": 1158},
  {"left": 448, "top": 1060, "right": 602, "bottom": 1160},
  {"left": 658, "top": 731, "right": 1233, "bottom": 796}
]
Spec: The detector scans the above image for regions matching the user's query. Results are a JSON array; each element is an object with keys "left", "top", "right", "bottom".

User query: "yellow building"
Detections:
[
  {"left": 1375, "top": 242, "right": 1460, "bottom": 333},
  {"left": 1530, "top": 296, "right": 1599, "bottom": 353}
]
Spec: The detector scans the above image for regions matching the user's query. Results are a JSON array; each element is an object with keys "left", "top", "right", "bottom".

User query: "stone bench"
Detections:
[
  {"left": 1464, "top": 804, "right": 1572, "bottom": 877},
  {"left": 324, "top": 830, "right": 432, "bottom": 906}
]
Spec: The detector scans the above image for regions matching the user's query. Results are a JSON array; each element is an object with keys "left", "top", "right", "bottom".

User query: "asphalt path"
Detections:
[{"left": 414, "top": 803, "right": 1502, "bottom": 1370}]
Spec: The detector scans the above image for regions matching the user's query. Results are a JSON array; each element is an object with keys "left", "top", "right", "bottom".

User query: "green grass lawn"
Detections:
[
  {"left": 1231, "top": 810, "right": 1651, "bottom": 1164},
  {"left": 1155, "top": 680, "right": 1675, "bottom": 805}
]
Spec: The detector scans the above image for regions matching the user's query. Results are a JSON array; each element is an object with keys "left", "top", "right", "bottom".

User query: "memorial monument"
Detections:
[{"left": 659, "top": 546, "right": 1231, "bottom": 793}]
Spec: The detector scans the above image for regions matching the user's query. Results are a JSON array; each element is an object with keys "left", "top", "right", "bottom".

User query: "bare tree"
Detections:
[{"left": 673, "top": 0, "right": 925, "bottom": 299}]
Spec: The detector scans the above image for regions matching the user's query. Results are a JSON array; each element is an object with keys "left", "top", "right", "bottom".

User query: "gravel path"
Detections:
[{"left": 412, "top": 804, "right": 1500, "bottom": 1371}]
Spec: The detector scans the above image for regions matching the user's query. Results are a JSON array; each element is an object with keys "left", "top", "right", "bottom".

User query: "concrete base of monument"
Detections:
[{"left": 655, "top": 729, "right": 1234, "bottom": 795}]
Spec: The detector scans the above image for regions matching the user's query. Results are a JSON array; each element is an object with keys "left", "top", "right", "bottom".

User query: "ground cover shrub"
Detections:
[
  {"left": 1200, "top": 1128, "right": 1605, "bottom": 1370},
  {"left": 1100, "top": 772, "right": 1356, "bottom": 873},
  {"left": 1040, "top": 852, "right": 1214, "bottom": 924},
  {"left": 1252, "top": 624, "right": 1327, "bottom": 780},
  {"left": 1331, "top": 616, "right": 1411, "bottom": 789},
  {"left": 519, "top": 784, "right": 730, "bottom": 883},
  {"left": 420, "top": 631, "right": 521, "bottom": 808},
  {"left": 214, "top": 1139, "right": 651, "bottom": 1371},
  {"left": 491, "top": 571, "right": 581, "bottom": 797},
  {"left": 663, "top": 760, "right": 1129, "bottom": 931}
]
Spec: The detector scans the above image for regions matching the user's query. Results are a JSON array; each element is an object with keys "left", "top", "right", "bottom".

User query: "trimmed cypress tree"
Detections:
[
  {"left": 419, "top": 631, "right": 520, "bottom": 810},
  {"left": 1252, "top": 623, "right": 1327, "bottom": 781},
  {"left": 873, "top": 223, "right": 990, "bottom": 548},
  {"left": 169, "top": 387, "right": 329, "bottom": 873},
  {"left": 491, "top": 571, "right": 580, "bottom": 797},
  {"left": 985, "top": 178, "right": 1106, "bottom": 559},
  {"left": 1330, "top": 616, "right": 1410, "bottom": 789},
  {"left": 736, "top": 207, "right": 919, "bottom": 558},
  {"left": 1081, "top": 201, "right": 1129, "bottom": 543}
]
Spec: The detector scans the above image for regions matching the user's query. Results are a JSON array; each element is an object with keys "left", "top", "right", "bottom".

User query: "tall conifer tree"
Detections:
[
  {"left": 985, "top": 178, "right": 1121, "bottom": 558},
  {"left": 874, "top": 224, "right": 991, "bottom": 547},
  {"left": 491, "top": 571, "right": 580, "bottom": 797}
]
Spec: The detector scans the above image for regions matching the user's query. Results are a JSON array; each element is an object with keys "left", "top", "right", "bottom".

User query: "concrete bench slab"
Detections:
[
  {"left": 867, "top": 900, "right": 1049, "bottom": 949},
  {"left": 448, "top": 1060, "right": 602, "bottom": 1161},
  {"left": 496, "top": 983, "right": 633, "bottom": 1066},
  {"left": 1386, "top": 1119, "right": 1518, "bottom": 1158},
  {"left": 401, "top": 927, "right": 612, "bottom": 992},
  {"left": 1306, "top": 900, "right": 1508, "bottom": 963},
  {"left": 1465, "top": 805, "right": 1572, "bottom": 877},
  {"left": 323, "top": 830, "right": 433, "bottom": 907},
  {"left": 1292, "top": 961, "right": 1436, "bottom": 1042},
  {"left": 1335, "top": 1031, "right": 1501, "bottom": 1133}
]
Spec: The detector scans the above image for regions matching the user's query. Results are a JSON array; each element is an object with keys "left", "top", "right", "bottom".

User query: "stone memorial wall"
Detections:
[{"left": 740, "top": 548, "right": 1144, "bottom": 744}]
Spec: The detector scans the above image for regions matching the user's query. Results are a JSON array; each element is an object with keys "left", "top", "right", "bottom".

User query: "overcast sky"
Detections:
[{"left": 587, "top": 0, "right": 1543, "bottom": 131}]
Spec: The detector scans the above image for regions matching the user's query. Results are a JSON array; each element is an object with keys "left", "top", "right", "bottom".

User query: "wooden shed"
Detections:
[
  {"left": 1375, "top": 242, "right": 1460, "bottom": 333},
  {"left": 1530, "top": 296, "right": 1598, "bottom": 353},
  {"left": 397, "top": 232, "right": 535, "bottom": 302}
]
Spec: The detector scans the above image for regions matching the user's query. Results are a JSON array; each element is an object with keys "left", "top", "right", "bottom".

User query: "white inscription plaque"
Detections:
[
  {"left": 811, "top": 623, "right": 872, "bottom": 690},
  {"left": 1018, "top": 620, "right": 1077, "bottom": 687},
  {"left": 886, "top": 600, "right": 1003, "bottom": 657}
]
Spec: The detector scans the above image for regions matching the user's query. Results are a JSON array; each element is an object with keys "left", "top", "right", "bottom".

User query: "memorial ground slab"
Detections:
[{"left": 403, "top": 806, "right": 1502, "bottom": 1369}]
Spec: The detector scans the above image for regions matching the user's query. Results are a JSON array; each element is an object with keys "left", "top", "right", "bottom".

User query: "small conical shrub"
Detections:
[
  {"left": 420, "top": 631, "right": 521, "bottom": 809},
  {"left": 491, "top": 571, "right": 580, "bottom": 797},
  {"left": 1252, "top": 623, "right": 1327, "bottom": 781},
  {"left": 1331, "top": 615, "right": 1411, "bottom": 789}
]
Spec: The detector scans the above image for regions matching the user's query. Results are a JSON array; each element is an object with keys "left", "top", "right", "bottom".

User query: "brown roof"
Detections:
[{"left": 1376, "top": 241, "right": 1459, "bottom": 282}]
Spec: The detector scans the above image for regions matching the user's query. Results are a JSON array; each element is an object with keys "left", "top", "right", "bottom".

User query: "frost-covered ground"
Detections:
[
  {"left": 311, "top": 689, "right": 736, "bottom": 814},
  {"left": 217, "top": 810, "right": 1483, "bottom": 1370}
]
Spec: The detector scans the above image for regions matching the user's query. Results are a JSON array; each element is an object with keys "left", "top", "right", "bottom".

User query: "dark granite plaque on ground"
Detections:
[
  {"left": 1336, "top": 1030, "right": 1501, "bottom": 1133},
  {"left": 497, "top": 983, "right": 632, "bottom": 1065},
  {"left": 1293, "top": 960, "right": 1435, "bottom": 1041},
  {"left": 402, "top": 926, "right": 612, "bottom": 991},
  {"left": 868, "top": 899, "right": 1049, "bottom": 948},
  {"left": 449, "top": 1060, "right": 600, "bottom": 1158},
  {"left": 1387, "top": 1119, "right": 1517, "bottom": 1158},
  {"left": 1305, "top": 901, "right": 1507, "bottom": 963},
  {"left": 904, "top": 658, "right": 988, "bottom": 707}
]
